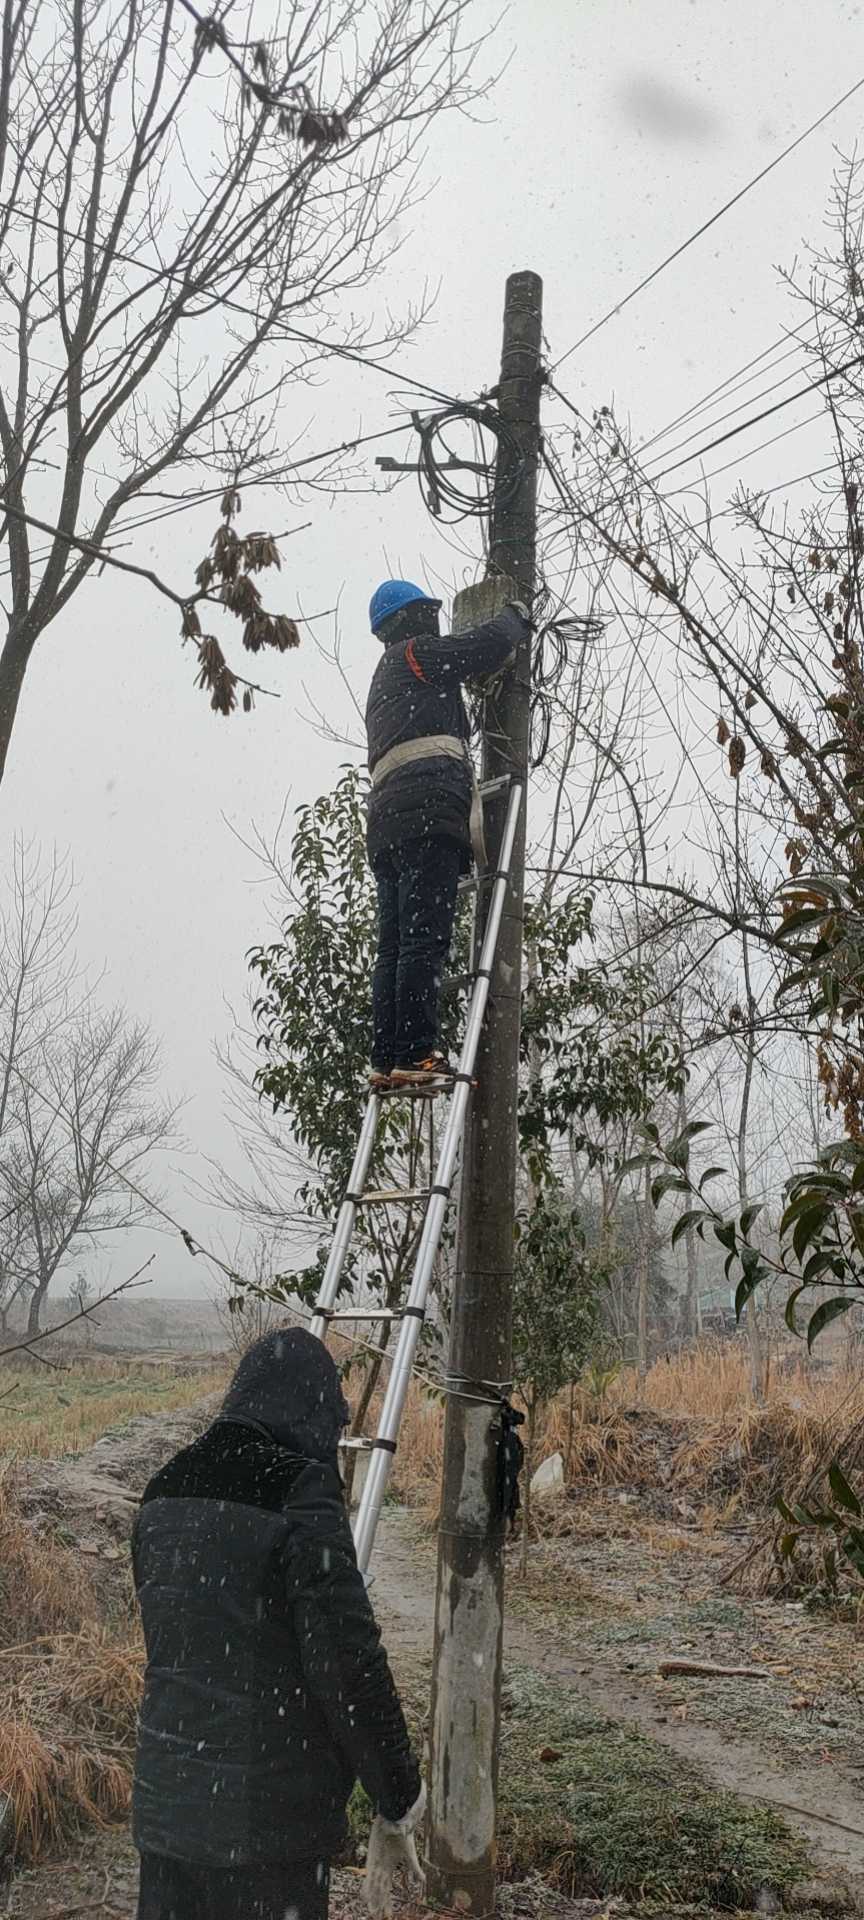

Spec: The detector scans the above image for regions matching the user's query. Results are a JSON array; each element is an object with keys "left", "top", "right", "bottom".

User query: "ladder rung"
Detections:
[
  {"left": 324, "top": 1307, "right": 401, "bottom": 1323},
  {"left": 457, "top": 874, "right": 477, "bottom": 894},
  {"left": 359, "top": 1186, "right": 430, "bottom": 1205},
  {"left": 339, "top": 1436, "right": 374, "bottom": 1453},
  {"left": 478, "top": 775, "right": 511, "bottom": 798},
  {"left": 377, "top": 1080, "right": 453, "bottom": 1101}
]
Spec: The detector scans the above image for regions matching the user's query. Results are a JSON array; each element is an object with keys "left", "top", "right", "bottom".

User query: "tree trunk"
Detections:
[
  {"left": 526, "top": 935, "right": 542, "bottom": 1210},
  {"left": 598, "top": 1180, "right": 625, "bottom": 1356},
  {"left": 675, "top": 1064, "right": 700, "bottom": 1340},
  {"left": 566, "top": 1379, "right": 576, "bottom": 1477},
  {"left": 520, "top": 1396, "right": 536, "bottom": 1579},
  {"left": 684, "top": 1218, "right": 700, "bottom": 1341},
  {"left": 738, "top": 929, "right": 767, "bottom": 1404},
  {"left": 636, "top": 1161, "right": 651, "bottom": 1392},
  {"left": 0, "top": 629, "right": 33, "bottom": 786},
  {"left": 26, "top": 1281, "right": 44, "bottom": 1338},
  {"left": 732, "top": 786, "right": 767, "bottom": 1404}
]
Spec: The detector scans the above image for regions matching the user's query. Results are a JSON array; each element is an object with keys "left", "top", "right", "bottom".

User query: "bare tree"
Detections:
[
  {"left": 212, "top": 1231, "right": 295, "bottom": 1357},
  {"left": 0, "top": 1004, "right": 172, "bottom": 1332},
  {"left": 0, "top": 0, "right": 483, "bottom": 779},
  {"left": 0, "top": 839, "right": 82, "bottom": 1328},
  {"left": 525, "top": 162, "right": 864, "bottom": 1384},
  {"left": 63, "top": 1268, "right": 95, "bottom": 1345}
]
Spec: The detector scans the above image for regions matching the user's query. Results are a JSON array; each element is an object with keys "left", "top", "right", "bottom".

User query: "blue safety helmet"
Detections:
[{"left": 369, "top": 579, "right": 441, "bottom": 634}]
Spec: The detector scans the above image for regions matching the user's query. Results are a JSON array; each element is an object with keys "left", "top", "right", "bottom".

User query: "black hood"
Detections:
[
  {"left": 218, "top": 1328, "right": 350, "bottom": 1462},
  {"left": 379, "top": 600, "right": 441, "bottom": 648}
]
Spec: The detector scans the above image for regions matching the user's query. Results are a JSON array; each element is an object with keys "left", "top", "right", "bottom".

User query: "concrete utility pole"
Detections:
[{"left": 427, "top": 269, "right": 543, "bottom": 1919}]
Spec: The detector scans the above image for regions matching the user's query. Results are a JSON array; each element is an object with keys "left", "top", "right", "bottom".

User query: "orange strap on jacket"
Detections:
[{"left": 405, "top": 640, "right": 427, "bottom": 683}]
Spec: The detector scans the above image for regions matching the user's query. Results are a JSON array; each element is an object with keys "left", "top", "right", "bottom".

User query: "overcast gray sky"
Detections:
[{"left": 4, "top": 0, "right": 862, "bottom": 1297}]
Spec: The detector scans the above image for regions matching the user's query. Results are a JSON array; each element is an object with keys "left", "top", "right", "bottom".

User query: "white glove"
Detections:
[
  {"left": 505, "top": 599, "right": 533, "bottom": 627},
  {"left": 365, "top": 1782, "right": 426, "bottom": 1918}
]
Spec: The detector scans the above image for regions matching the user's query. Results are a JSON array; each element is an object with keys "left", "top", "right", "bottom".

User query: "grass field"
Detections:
[{"left": 0, "top": 1355, "right": 229, "bottom": 1459}]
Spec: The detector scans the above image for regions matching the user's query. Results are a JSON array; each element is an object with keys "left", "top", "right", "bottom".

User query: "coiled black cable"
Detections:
[
  {"left": 411, "top": 402, "right": 604, "bottom": 770},
  {"left": 413, "top": 405, "right": 524, "bottom": 524}
]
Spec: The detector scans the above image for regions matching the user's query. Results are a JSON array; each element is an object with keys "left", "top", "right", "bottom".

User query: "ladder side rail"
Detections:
[
  {"left": 309, "top": 1094, "right": 381, "bottom": 1339},
  {"left": 352, "top": 781, "right": 523, "bottom": 1570}
]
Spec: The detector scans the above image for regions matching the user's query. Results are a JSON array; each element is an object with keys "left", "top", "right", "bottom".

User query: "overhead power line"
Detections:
[
  {"left": 545, "top": 378, "right": 818, "bottom": 658},
  {"left": 107, "top": 421, "right": 414, "bottom": 536},
  {"left": 646, "top": 350, "right": 862, "bottom": 482},
  {"left": 635, "top": 327, "right": 818, "bottom": 458},
  {"left": 0, "top": 191, "right": 494, "bottom": 549},
  {"left": 664, "top": 409, "right": 826, "bottom": 498},
  {"left": 0, "top": 191, "right": 472, "bottom": 417},
  {"left": 640, "top": 342, "right": 822, "bottom": 471},
  {"left": 552, "top": 70, "right": 864, "bottom": 372},
  {"left": 0, "top": 417, "right": 418, "bottom": 582},
  {"left": 739, "top": 459, "right": 838, "bottom": 503}
]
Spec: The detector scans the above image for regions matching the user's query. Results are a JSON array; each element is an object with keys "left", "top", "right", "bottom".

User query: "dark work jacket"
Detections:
[
  {"left": 131, "top": 1420, "right": 419, "bottom": 1868},
  {"left": 365, "top": 606, "right": 525, "bottom": 866}
]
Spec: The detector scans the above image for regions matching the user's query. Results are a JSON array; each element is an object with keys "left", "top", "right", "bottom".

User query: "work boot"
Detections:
[
  {"left": 390, "top": 1051, "right": 454, "bottom": 1087},
  {"left": 368, "top": 1066, "right": 393, "bottom": 1090}
]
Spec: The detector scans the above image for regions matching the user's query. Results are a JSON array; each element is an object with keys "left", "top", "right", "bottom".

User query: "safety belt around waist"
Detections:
[{"left": 370, "top": 735, "right": 486, "bottom": 868}]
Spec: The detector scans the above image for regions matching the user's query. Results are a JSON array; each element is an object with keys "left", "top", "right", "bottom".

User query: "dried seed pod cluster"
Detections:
[{"left": 183, "top": 492, "right": 299, "bottom": 716}]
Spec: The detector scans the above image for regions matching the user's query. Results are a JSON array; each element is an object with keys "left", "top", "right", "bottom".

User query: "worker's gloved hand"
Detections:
[
  {"left": 505, "top": 598, "right": 533, "bottom": 628},
  {"left": 365, "top": 1782, "right": 426, "bottom": 1918}
]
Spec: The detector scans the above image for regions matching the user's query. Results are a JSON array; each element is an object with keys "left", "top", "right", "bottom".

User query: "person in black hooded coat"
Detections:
[{"left": 131, "top": 1328, "right": 421, "bottom": 1920}]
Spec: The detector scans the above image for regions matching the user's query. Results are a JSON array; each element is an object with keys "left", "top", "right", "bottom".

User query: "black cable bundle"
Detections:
[{"left": 413, "top": 405, "right": 523, "bottom": 524}]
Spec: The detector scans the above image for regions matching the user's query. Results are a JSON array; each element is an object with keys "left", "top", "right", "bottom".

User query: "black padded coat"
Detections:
[
  {"left": 131, "top": 1330, "right": 419, "bottom": 1868},
  {"left": 364, "top": 604, "right": 525, "bottom": 865}
]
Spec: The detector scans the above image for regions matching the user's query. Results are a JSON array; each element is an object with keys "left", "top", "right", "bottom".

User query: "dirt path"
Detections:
[
  {"left": 373, "top": 1510, "right": 864, "bottom": 1893},
  {"left": 4, "top": 1404, "right": 864, "bottom": 1914}
]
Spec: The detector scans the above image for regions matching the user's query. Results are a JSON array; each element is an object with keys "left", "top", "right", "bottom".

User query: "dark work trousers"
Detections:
[
  {"left": 137, "top": 1851, "right": 330, "bottom": 1920},
  {"left": 371, "top": 836, "right": 462, "bottom": 1070}
]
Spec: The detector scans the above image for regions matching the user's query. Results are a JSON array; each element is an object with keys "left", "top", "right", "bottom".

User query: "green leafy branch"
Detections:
[
  {"left": 775, "top": 1459, "right": 864, "bottom": 1595},
  {"left": 622, "top": 1117, "right": 864, "bottom": 1350}
]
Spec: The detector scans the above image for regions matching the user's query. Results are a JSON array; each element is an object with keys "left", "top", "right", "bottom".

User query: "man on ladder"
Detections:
[{"left": 365, "top": 579, "right": 531, "bottom": 1089}]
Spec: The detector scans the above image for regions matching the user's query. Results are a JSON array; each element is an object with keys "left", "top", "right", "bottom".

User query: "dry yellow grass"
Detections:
[
  {"left": 388, "top": 1386, "right": 445, "bottom": 1513},
  {"left": 41, "top": 1629, "right": 144, "bottom": 1748},
  {"left": 0, "top": 1469, "right": 101, "bottom": 1646},
  {"left": 0, "top": 1355, "right": 229, "bottom": 1458},
  {"left": 0, "top": 1716, "right": 133, "bottom": 1862},
  {"left": 384, "top": 1339, "right": 864, "bottom": 1535},
  {"left": 0, "top": 1354, "right": 231, "bottom": 1862},
  {"left": 615, "top": 1340, "right": 864, "bottom": 1424},
  {"left": 0, "top": 1472, "right": 143, "bottom": 1863}
]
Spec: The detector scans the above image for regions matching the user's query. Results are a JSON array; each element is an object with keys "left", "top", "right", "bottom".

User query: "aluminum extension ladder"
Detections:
[{"left": 310, "top": 775, "right": 522, "bottom": 1573}]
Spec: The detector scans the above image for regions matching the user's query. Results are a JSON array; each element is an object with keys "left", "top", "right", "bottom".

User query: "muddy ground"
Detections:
[{"left": 2, "top": 1403, "right": 863, "bottom": 1917}]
